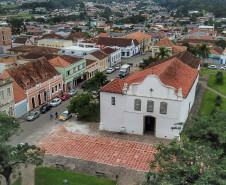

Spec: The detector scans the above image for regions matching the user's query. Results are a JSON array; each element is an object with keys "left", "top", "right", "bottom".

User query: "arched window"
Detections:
[
  {"left": 160, "top": 102, "right": 167, "bottom": 114},
  {"left": 134, "top": 99, "right": 141, "bottom": 111},
  {"left": 147, "top": 100, "right": 154, "bottom": 112}
]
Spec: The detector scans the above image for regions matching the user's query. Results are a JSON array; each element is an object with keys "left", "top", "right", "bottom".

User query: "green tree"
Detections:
[
  {"left": 215, "top": 39, "right": 226, "bottom": 49},
  {"left": 8, "top": 18, "right": 27, "bottom": 35},
  {"left": 67, "top": 93, "right": 96, "bottom": 120},
  {"left": 144, "top": 138, "right": 225, "bottom": 185},
  {"left": 0, "top": 113, "right": 44, "bottom": 185},
  {"left": 84, "top": 71, "right": 109, "bottom": 99},
  {"left": 215, "top": 71, "right": 224, "bottom": 85},
  {"left": 155, "top": 47, "right": 170, "bottom": 60},
  {"left": 139, "top": 57, "right": 157, "bottom": 70},
  {"left": 196, "top": 43, "right": 210, "bottom": 63}
]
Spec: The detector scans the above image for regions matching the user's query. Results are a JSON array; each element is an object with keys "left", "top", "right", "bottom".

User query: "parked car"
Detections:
[
  {"left": 220, "top": 66, "right": 226, "bottom": 70},
  {"left": 60, "top": 93, "right": 71, "bottom": 101},
  {"left": 115, "top": 64, "right": 120, "bottom": 70},
  {"left": 208, "top": 65, "right": 217, "bottom": 69},
  {"left": 126, "top": 62, "right": 133, "bottom": 66},
  {"left": 49, "top": 98, "right": 62, "bottom": 107},
  {"left": 68, "top": 89, "right": 78, "bottom": 96},
  {"left": 59, "top": 110, "right": 72, "bottom": 121},
  {"left": 26, "top": 111, "right": 40, "bottom": 121},
  {"left": 40, "top": 103, "right": 51, "bottom": 114},
  {"left": 106, "top": 68, "right": 115, "bottom": 74}
]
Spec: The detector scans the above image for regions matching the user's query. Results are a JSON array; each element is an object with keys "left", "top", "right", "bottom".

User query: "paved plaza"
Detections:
[{"left": 37, "top": 126, "right": 157, "bottom": 171}]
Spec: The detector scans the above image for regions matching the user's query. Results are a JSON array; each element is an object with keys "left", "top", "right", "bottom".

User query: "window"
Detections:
[
  {"left": 147, "top": 100, "right": 154, "bottom": 112},
  {"left": 160, "top": 102, "right": 167, "bottom": 114},
  {"left": 134, "top": 99, "right": 141, "bottom": 111},
  {"left": 36, "top": 78, "right": 39, "bottom": 83},
  {"left": 59, "top": 83, "right": 61, "bottom": 90},
  {"left": 0, "top": 90, "right": 4, "bottom": 100},
  {"left": 52, "top": 87, "right": 54, "bottom": 94},
  {"left": 9, "top": 107, "right": 13, "bottom": 116},
  {"left": 67, "top": 70, "right": 70, "bottom": 76},
  {"left": 55, "top": 85, "right": 57, "bottom": 92},
  {"left": 111, "top": 97, "right": 115, "bottom": 105},
  {"left": 7, "top": 87, "right": 10, "bottom": 96}
]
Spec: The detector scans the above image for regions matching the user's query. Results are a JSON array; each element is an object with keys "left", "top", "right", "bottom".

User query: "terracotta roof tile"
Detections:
[
  {"left": 102, "top": 47, "right": 116, "bottom": 55},
  {"left": 48, "top": 55, "right": 82, "bottom": 68},
  {"left": 90, "top": 50, "right": 108, "bottom": 60},
  {"left": 189, "top": 35, "right": 213, "bottom": 40},
  {"left": 6, "top": 57, "right": 59, "bottom": 90},
  {"left": 86, "top": 59, "right": 97, "bottom": 66},
  {"left": 0, "top": 56, "right": 18, "bottom": 65},
  {"left": 9, "top": 45, "right": 60, "bottom": 54},
  {"left": 121, "top": 31, "right": 151, "bottom": 43},
  {"left": 101, "top": 78, "right": 124, "bottom": 94},
  {"left": 41, "top": 33, "right": 64, "bottom": 39},
  {"left": 101, "top": 58, "right": 198, "bottom": 98},
  {"left": 13, "top": 37, "right": 28, "bottom": 44},
  {"left": 96, "top": 37, "right": 139, "bottom": 47},
  {"left": 154, "top": 37, "right": 174, "bottom": 47}
]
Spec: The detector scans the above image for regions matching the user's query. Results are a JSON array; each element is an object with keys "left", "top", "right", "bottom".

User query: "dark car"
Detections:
[
  {"left": 60, "top": 93, "right": 71, "bottom": 101},
  {"left": 40, "top": 104, "right": 51, "bottom": 114},
  {"left": 126, "top": 62, "right": 133, "bottom": 66}
]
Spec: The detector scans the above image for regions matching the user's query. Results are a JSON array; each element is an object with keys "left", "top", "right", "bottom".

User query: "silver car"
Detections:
[
  {"left": 26, "top": 111, "right": 40, "bottom": 121},
  {"left": 59, "top": 111, "right": 72, "bottom": 121},
  {"left": 68, "top": 89, "right": 78, "bottom": 96}
]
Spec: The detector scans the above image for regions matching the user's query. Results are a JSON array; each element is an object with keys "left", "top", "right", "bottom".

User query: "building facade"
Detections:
[{"left": 38, "top": 39, "right": 73, "bottom": 49}]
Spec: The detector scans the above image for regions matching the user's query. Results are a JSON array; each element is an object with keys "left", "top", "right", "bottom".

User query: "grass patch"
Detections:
[
  {"left": 2, "top": 5, "right": 18, "bottom": 9},
  {"left": 207, "top": 73, "right": 226, "bottom": 95},
  {"left": 17, "top": 13, "right": 33, "bottom": 18},
  {"left": 82, "top": 103, "right": 100, "bottom": 123},
  {"left": 199, "top": 89, "right": 226, "bottom": 116},
  {"left": 35, "top": 167, "right": 116, "bottom": 185},
  {"left": 199, "top": 69, "right": 220, "bottom": 74},
  {"left": 12, "top": 178, "right": 21, "bottom": 185}
]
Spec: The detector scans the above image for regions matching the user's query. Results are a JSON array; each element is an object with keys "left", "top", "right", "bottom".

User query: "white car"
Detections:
[
  {"left": 49, "top": 98, "right": 62, "bottom": 107},
  {"left": 115, "top": 64, "right": 120, "bottom": 70},
  {"left": 208, "top": 65, "right": 217, "bottom": 69},
  {"left": 220, "top": 66, "right": 226, "bottom": 70},
  {"left": 106, "top": 68, "right": 116, "bottom": 74},
  {"left": 68, "top": 89, "right": 78, "bottom": 96}
]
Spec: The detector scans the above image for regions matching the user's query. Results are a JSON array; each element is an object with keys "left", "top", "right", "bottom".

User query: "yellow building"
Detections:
[
  {"left": 0, "top": 74, "right": 15, "bottom": 117},
  {"left": 121, "top": 31, "right": 151, "bottom": 52},
  {"left": 38, "top": 39, "right": 73, "bottom": 49},
  {"left": 86, "top": 59, "right": 99, "bottom": 80},
  {"left": 84, "top": 50, "right": 108, "bottom": 72}
]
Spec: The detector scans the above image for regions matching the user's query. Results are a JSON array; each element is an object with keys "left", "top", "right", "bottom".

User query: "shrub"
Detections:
[
  {"left": 215, "top": 71, "right": 223, "bottom": 84},
  {"left": 203, "top": 63, "right": 208, "bottom": 68}
]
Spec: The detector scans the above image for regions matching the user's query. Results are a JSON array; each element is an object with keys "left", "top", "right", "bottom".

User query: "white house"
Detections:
[
  {"left": 100, "top": 58, "right": 199, "bottom": 139},
  {"left": 220, "top": 49, "right": 226, "bottom": 65},
  {"left": 102, "top": 47, "right": 121, "bottom": 68},
  {"left": 61, "top": 46, "right": 99, "bottom": 57}
]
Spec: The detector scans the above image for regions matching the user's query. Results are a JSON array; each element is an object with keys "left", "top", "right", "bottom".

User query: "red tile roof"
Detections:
[
  {"left": 90, "top": 50, "right": 108, "bottom": 60},
  {"left": 154, "top": 37, "right": 174, "bottom": 47},
  {"left": 13, "top": 37, "right": 28, "bottom": 44},
  {"left": 6, "top": 57, "right": 59, "bottom": 90},
  {"left": 86, "top": 59, "right": 97, "bottom": 66},
  {"left": 101, "top": 58, "right": 198, "bottom": 98},
  {"left": 48, "top": 55, "right": 82, "bottom": 68},
  {"left": 0, "top": 56, "right": 18, "bottom": 65},
  {"left": 96, "top": 37, "right": 139, "bottom": 47},
  {"left": 102, "top": 47, "right": 116, "bottom": 55},
  {"left": 121, "top": 31, "right": 151, "bottom": 43},
  {"left": 9, "top": 45, "right": 60, "bottom": 54}
]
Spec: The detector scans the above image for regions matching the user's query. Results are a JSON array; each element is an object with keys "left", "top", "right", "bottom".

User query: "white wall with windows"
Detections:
[{"left": 100, "top": 75, "right": 198, "bottom": 139}]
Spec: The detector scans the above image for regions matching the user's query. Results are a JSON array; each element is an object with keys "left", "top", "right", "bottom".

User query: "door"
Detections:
[
  {"left": 144, "top": 116, "right": 155, "bottom": 135},
  {"left": 31, "top": 97, "right": 35, "bottom": 109},
  {"left": 44, "top": 91, "right": 47, "bottom": 102},
  {"left": 38, "top": 94, "right": 41, "bottom": 105}
]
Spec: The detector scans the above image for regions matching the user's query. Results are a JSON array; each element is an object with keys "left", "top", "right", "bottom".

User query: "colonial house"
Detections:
[
  {"left": 83, "top": 50, "right": 108, "bottom": 72},
  {"left": 3, "top": 58, "right": 63, "bottom": 118},
  {"left": 0, "top": 56, "right": 18, "bottom": 74},
  {"left": 8, "top": 45, "right": 61, "bottom": 55},
  {"left": 95, "top": 37, "right": 140, "bottom": 58},
  {"left": 102, "top": 47, "right": 121, "bottom": 68},
  {"left": 121, "top": 31, "right": 151, "bottom": 52},
  {"left": 100, "top": 57, "right": 199, "bottom": 139},
  {"left": 12, "top": 36, "right": 34, "bottom": 48},
  {"left": 86, "top": 59, "right": 99, "bottom": 80},
  {"left": 152, "top": 37, "right": 187, "bottom": 57},
  {"left": 0, "top": 75, "right": 15, "bottom": 117}
]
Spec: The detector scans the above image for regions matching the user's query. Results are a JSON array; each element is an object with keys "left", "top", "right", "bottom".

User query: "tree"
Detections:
[
  {"left": 196, "top": 43, "right": 210, "bottom": 63},
  {"left": 215, "top": 39, "right": 226, "bottom": 49},
  {"left": 144, "top": 138, "right": 225, "bottom": 185},
  {"left": 67, "top": 93, "right": 96, "bottom": 120},
  {"left": 0, "top": 113, "right": 44, "bottom": 185},
  {"left": 215, "top": 71, "right": 224, "bottom": 85},
  {"left": 155, "top": 47, "right": 170, "bottom": 60},
  {"left": 8, "top": 18, "right": 27, "bottom": 35},
  {"left": 139, "top": 57, "right": 157, "bottom": 70},
  {"left": 84, "top": 71, "right": 109, "bottom": 99}
]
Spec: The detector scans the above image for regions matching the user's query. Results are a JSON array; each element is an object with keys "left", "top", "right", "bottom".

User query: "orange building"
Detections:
[{"left": 4, "top": 57, "right": 63, "bottom": 117}]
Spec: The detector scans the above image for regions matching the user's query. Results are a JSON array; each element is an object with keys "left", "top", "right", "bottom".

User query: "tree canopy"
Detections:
[{"left": 0, "top": 113, "right": 44, "bottom": 185}]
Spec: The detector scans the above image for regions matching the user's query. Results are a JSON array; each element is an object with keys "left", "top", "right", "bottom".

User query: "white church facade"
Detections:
[{"left": 100, "top": 57, "right": 199, "bottom": 139}]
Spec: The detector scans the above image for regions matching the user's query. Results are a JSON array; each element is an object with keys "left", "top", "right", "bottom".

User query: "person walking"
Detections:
[
  {"left": 55, "top": 112, "right": 58, "bottom": 119},
  {"left": 49, "top": 111, "right": 53, "bottom": 119}
]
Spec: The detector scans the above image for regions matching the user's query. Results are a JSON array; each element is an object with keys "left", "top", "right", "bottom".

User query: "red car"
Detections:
[{"left": 60, "top": 93, "right": 71, "bottom": 101}]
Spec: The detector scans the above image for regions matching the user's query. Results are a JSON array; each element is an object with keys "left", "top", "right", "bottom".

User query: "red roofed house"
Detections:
[
  {"left": 102, "top": 47, "right": 121, "bottom": 68},
  {"left": 95, "top": 37, "right": 140, "bottom": 58},
  {"left": 152, "top": 37, "right": 187, "bottom": 57},
  {"left": 100, "top": 57, "right": 199, "bottom": 139},
  {"left": 3, "top": 58, "right": 63, "bottom": 118}
]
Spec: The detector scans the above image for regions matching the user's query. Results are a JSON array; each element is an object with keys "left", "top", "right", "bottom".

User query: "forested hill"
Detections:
[{"left": 153, "top": 0, "right": 226, "bottom": 18}]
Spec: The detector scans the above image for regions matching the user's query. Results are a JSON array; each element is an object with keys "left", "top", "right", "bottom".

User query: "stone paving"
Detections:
[{"left": 37, "top": 126, "right": 157, "bottom": 172}]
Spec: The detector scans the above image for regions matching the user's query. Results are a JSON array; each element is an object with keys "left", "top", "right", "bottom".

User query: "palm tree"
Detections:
[
  {"left": 196, "top": 43, "right": 210, "bottom": 64},
  {"left": 139, "top": 57, "right": 157, "bottom": 70},
  {"left": 155, "top": 47, "right": 171, "bottom": 60}
]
